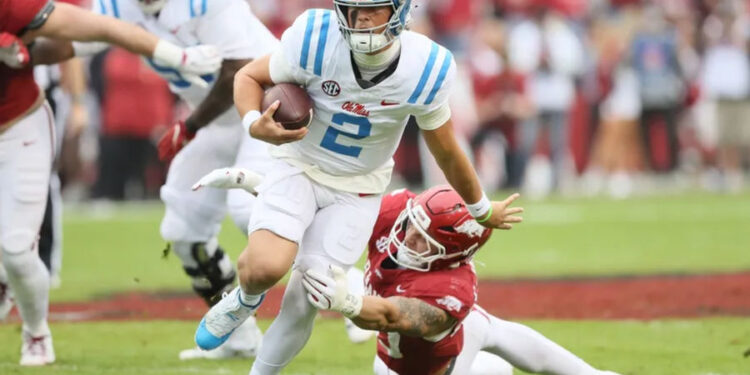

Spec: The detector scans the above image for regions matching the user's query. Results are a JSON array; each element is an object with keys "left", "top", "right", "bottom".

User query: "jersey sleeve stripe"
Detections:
[
  {"left": 201, "top": 0, "right": 207, "bottom": 15},
  {"left": 109, "top": 0, "right": 120, "bottom": 18},
  {"left": 407, "top": 42, "right": 439, "bottom": 104},
  {"left": 313, "top": 11, "right": 331, "bottom": 76},
  {"left": 97, "top": 0, "right": 107, "bottom": 15},
  {"left": 189, "top": 0, "right": 195, "bottom": 17},
  {"left": 423, "top": 49, "right": 452, "bottom": 105},
  {"left": 300, "top": 10, "right": 317, "bottom": 70}
]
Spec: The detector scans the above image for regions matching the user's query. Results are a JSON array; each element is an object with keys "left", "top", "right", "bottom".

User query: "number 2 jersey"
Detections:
[
  {"left": 268, "top": 9, "right": 457, "bottom": 194},
  {"left": 364, "top": 189, "right": 477, "bottom": 375},
  {"left": 92, "top": 0, "right": 277, "bottom": 125}
]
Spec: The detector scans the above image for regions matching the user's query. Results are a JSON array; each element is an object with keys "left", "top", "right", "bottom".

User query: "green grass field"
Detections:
[{"left": 1, "top": 192, "right": 750, "bottom": 374}]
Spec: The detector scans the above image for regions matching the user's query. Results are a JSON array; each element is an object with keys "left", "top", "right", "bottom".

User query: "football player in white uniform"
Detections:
[
  {"left": 68, "top": 0, "right": 278, "bottom": 360},
  {"left": 194, "top": 1, "right": 522, "bottom": 374}
]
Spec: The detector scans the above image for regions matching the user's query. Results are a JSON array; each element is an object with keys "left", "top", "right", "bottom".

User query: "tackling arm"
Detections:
[
  {"left": 353, "top": 295, "right": 457, "bottom": 338},
  {"left": 303, "top": 265, "right": 456, "bottom": 338}
]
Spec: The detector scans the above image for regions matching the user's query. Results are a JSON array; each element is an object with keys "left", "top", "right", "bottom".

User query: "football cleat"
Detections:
[
  {"left": 20, "top": 330, "right": 55, "bottom": 366},
  {"left": 195, "top": 286, "right": 264, "bottom": 350},
  {"left": 180, "top": 316, "right": 263, "bottom": 360}
]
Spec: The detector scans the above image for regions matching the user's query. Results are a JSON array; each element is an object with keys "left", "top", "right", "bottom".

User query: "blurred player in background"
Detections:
[
  {"left": 0, "top": 0, "right": 220, "bottom": 366},
  {"left": 194, "top": 1, "right": 527, "bottom": 374},
  {"left": 51, "top": 0, "right": 280, "bottom": 360}
]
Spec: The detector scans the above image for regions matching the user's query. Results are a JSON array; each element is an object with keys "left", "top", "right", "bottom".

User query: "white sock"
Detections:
[{"left": 239, "top": 288, "right": 263, "bottom": 308}]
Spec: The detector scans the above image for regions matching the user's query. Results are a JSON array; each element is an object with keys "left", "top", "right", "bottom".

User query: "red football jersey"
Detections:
[
  {"left": 0, "top": 0, "right": 51, "bottom": 127},
  {"left": 365, "top": 189, "right": 477, "bottom": 375}
]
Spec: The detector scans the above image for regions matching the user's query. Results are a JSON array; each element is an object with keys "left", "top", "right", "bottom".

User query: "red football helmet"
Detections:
[{"left": 388, "top": 186, "right": 492, "bottom": 272}]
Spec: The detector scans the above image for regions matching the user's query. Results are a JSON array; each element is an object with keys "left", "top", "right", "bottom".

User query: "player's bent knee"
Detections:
[
  {"left": 237, "top": 254, "right": 289, "bottom": 292},
  {"left": 1, "top": 230, "right": 37, "bottom": 255},
  {"left": 1, "top": 247, "right": 42, "bottom": 277}
]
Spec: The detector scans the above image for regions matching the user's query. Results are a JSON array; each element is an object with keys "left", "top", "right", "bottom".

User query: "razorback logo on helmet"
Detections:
[
  {"left": 454, "top": 219, "right": 485, "bottom": 239},
  {"left": 435, "top": 295, "right": 463, "bottom": 312}
]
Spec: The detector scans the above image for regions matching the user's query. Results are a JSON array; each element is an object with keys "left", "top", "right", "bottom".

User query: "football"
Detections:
[{"left": 261, "top": 83, "right": 314, "bottom": 130}]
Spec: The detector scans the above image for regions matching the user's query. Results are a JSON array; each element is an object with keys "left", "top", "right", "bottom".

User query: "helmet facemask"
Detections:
[
  {"left": 387, "top": 199, "right": 466, "bottom": 272},
  {"left": 137, "top": 0, "right": 168, "bottom": 15},
  {"left": 333, "top": 0, "right": 411, "bottom": 54}
]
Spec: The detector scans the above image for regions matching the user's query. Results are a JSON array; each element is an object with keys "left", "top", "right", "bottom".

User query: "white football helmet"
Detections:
[{"left": 333, "top": 0, "right": 411, "bottom": 53}]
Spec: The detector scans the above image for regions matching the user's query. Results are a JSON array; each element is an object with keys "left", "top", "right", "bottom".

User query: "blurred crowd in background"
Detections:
[{"left": 44, "top": 0, "right": 750, "bottom": 202}]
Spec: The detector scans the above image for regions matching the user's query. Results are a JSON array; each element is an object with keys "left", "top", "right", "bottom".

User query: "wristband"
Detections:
[
  {"left": 466, "top": 192, "right": 491, "bottom": 219},
  {"left": 476, "top": 206, "right": 493, "bottom": 223},
  {"left": 340, "top": 293, "right": 363, "bottom": 319},
  {"left": 242, "top": 110, "right": 261, "bottom": 134}
]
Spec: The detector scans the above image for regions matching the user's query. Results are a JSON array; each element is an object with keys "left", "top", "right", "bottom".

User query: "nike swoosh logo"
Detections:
[
  {"left": 380, "top": 100, "right": 399, "bottom": 106},
  {"left": 395, "top": 285, "right": 406, "bottom": 293},
  {"left": 22, "top": 140, "right": 36, "bottom": 146}
]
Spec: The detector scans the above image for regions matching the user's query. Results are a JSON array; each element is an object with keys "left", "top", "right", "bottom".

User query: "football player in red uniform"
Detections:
[
  {"left": 304, "top": 187, "right": 620, "bottom": 375},
  {"left": 194, "top": 169, "right": 620, "bottom": 374},
  {"left": 303, "top": 186, "right": 515, "bottom": 375},
  {"left": 0, "top": 0, "right": 219, "bottom": 366}
]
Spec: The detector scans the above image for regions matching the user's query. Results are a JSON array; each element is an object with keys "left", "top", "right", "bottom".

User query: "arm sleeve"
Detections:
[
  {"left": 196, "top": 0, "right": 262, "bottom": 60},
  {"left": 267, "top": 10, "right": 316, "bottom": 85},
  {"left": 414, "top": 53, "right": 457, "bottom": 131}
]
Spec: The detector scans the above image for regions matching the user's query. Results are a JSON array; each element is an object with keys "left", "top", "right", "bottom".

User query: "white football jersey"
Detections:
[
  {"left": 269, "top": 9, "right": 456, "bottom": 194},
  {"left": 93, "top": 0, "right": 278, "bottom": 125}
]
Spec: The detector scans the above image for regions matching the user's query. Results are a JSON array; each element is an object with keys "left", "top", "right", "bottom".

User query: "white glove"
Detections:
[
  {"left": 192, "top": 167, "right": 264, "bottom": 194},
  {"left": 152, "top": 40, "right": 222, "bottom": 88},
  {"left": 302, "top": 265, "right": 363, "bottom": 318}
]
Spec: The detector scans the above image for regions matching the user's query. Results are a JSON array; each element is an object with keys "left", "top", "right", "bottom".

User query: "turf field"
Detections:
[{"left": 1, "top": 192, "right": 749, "bottom": 374}]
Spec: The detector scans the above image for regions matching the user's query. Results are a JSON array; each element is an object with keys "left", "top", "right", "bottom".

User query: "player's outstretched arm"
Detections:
[
  {"left": 302, "top": 265, "right": 455, "bottom": 338},
  {"left": 422, "top": 120, "right": 523, "bottom": 229},
  {"left": 23, "top": 3, "right": 157, "bottom": 58},
  {"left": 22, "top": 2, "right": 220, "bottom": 79},
  {"left": 357, "top": 296, "right": 456, "bottom": 338}
]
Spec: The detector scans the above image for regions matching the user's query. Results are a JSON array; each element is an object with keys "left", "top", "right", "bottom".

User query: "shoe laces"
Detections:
[{"left": 24, "top": 336, "right": 47, "bottom": 357}]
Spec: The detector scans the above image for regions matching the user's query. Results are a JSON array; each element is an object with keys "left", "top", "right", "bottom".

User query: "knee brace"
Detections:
[{"left": 172, "top": 241, "right": 236, "bottom": 306}]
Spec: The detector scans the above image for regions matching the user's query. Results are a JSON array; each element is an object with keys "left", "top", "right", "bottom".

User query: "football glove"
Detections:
[
  {"left": 0, "top": 32, "right": 30, "bottom": 68},
  {"left": 302, "top": 265, "right": 363, "bottom": 319},
  {"left": 192, "top": 167, "right": 264, "bottom": 194},
  {"left": 157, "top": 121, "right": 195, "bottom": 162}
]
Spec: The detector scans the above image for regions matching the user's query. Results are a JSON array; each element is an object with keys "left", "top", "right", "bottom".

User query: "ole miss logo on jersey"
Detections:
[{"left": 322, "top": 80, "right": 340, "bottom": 96}]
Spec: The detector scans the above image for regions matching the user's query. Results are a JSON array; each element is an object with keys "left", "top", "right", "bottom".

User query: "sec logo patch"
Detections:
[{"left": 322, "top": 80, "right": 340, "bottom": 96}]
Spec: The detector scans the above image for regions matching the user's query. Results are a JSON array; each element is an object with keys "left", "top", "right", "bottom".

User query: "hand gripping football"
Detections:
[{"left": 261, "top": 83, "right": 314, "bottom": 130}]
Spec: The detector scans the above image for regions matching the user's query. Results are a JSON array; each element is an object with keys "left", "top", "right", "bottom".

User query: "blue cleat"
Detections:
[{"left": 194, "top": 286, "right": 264, "bottom": 351}]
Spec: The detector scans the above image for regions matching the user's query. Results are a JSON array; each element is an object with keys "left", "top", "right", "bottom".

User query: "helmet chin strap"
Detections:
[
  {"left": 352, "top": 39, "right": 400, "bottom": 68},
  {"left": 395, "top": 247, "right": 427, "bottom": 269}
]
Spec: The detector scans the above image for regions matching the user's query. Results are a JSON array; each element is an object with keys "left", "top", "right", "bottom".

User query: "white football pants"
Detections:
[{"left": 0, "top": 103, "right": 55, "bottom": 336}]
